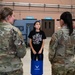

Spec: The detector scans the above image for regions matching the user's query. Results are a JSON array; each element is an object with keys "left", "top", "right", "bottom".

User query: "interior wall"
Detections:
[
  {"left": 1, "top": 0, "right": 75, "bottom": 31},
  {"left": 2, "top": 0, "right": 75, "bottom": 4}
]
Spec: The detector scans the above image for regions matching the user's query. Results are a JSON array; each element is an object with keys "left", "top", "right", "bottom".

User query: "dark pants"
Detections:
[
  {"left": 31, "top": 53, "right": 43, "bottom": 60},
  {"left": 31, "top": 49, "right": 43, "bottom": 61}
]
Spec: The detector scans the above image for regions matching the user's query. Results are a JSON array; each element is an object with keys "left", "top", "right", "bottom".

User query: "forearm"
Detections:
[
  {"left": 40, "top": 43, "right": 44, "bottom": 51},
  {"left": 30, "top": 42, "right": 35, "bottom": 52},
  {"left": 39, "top": 40, "right": 44, "bottom": 53},
  {"left": 29, "top": 39, "right": 36, "bottom": 52}
]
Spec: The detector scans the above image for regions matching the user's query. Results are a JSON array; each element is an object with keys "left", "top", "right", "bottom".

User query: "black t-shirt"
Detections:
[{"left": 28, "top": 30, "right": 46, "bottom": 52}]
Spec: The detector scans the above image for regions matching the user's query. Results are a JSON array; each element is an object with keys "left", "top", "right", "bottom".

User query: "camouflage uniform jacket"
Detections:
[
  {"left": 0, "top": 22, "right": 26, "bottom": 72},
  {"left": 49, "top": 26, "right": 75, "bottom": 71}
]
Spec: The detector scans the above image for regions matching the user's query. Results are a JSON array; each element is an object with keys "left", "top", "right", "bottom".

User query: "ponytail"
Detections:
[
  {"left": 60, "top": 11, "right": 73, "bottom": 35},
  {"left": 67, "top": 17, "right": 73, "bottom": 35}
]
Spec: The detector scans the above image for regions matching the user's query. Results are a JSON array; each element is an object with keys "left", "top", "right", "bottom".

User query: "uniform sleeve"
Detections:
[
  {"left": 48, "top": 33, "right": 58, "bottom": 63},
  {"left": 14, "top": 28, "right": 26, "bottom": 58}
]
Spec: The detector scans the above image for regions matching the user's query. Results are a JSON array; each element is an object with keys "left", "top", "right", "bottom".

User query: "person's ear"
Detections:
[
  {"left": 61, "top": 19, "right": 65, "bottom": 26},
  {"left": 61, "top": 19, "right": 64, "bottom": 24},
  {"left": 6, "top": 15, "right": 11, "bottom": 20}
]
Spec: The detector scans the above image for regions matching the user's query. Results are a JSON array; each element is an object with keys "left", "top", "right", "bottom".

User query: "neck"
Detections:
[
  {"left": 61, "top": 24, "right": 67, "bottom": 27},
  {"left": 1, "top": 20, "right": 11, "bottom": 24},
  {"left": 1, "top": 20, "right": 8, "bottom": 23},
  {"left": 62, "top": 24, "right": 68, "bottom": 29},
  {"left": 36, "top": 29, "right": 40, "bottom": 32}
]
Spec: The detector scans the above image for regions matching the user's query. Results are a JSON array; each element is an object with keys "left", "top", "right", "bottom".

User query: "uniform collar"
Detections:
[
  {"left": 62, "top": 25, "right": 68, "bottom": 29},
  {"left": 0, "top": 22, "right": 11, "bottom": 25}
]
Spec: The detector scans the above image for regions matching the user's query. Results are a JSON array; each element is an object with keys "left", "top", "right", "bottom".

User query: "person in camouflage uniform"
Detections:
[
  {"left": 48, "top": 11, "right": 75, "bottom": 75},
  {"left": 0, "top": 7, "right": 26, "bottom": 75}
]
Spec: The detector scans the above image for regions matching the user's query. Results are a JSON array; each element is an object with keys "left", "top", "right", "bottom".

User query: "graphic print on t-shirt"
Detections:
[{"left": 32, "top": 33, "right": 42, "bottom": 44}]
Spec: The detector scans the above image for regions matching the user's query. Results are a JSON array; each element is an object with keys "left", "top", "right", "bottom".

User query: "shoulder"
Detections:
[
  {"left": 29, "top": 30, "right": 34, "bottom": 35},
  {"left": 4, "top": 24, "right": 19, "bottom": 31},
  {"left": 40, "top": 30, "right": 45, "bottom": 34},
  {"left": 30, "top": 30, "right": 34, "bottom": 33},
  {"left": 12, "top": 25, "right": 21, "bottom": 34},
  {"left": 53, "top": 29, "right": 63, "bottom": 38},
  {"left": 28, "top": 30, "right": 34, "bottom": 38},
  {"left": 40, "top": 30, "right": 44, "bottom": 32},
  {"left": 5, "top": 24, "right": 22, "bottom": 36},
  {"left": 55, "top": 28, "right": 69, "bottom": 35},
  {"left": 50, "top": 30, "right": 63, "bottom": 45}
]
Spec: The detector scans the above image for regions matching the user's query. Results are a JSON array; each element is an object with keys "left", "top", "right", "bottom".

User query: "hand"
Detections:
[
  {"left": 33, "top": 50, "right": 37, "bottom": 54},
  {"left": 38, "top": 50, "right": 42, "bottom": 54}
]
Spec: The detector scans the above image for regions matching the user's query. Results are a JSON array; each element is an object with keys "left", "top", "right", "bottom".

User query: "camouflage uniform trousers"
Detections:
[
  {"left": 52, "top": 64, "right": 75, "bottom": 75},
  {"left": 0, "top": 69, "right": 23, "bottom": 75}
]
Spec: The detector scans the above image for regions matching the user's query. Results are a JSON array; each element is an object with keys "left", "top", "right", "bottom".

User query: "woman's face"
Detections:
[
  {"left": 60, "top": 19, "right": 64, "bottom": 27},
  {"left": 34, "top": 22, "right": 41, "bottom": 30},
  {"left": 7, "top": 12, "right": 15, "bottom": 24}
]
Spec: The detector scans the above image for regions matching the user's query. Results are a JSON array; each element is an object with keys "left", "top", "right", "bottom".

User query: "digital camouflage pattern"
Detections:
[
  {"left": 49, "top": 26, "right": 75, "bottom": 75},
  {"left": 0, "top": 68, "right": 23, "bottom": 75},
  {"left": 0, "top": 22, "right": 26, "bottom": 73}
]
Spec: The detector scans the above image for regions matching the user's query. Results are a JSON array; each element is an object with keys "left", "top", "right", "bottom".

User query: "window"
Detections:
[
  {"left": 45, "top": 22, "right": 47, "bottom": 29},
  {"left": 49, "top": 22, "right": 51, "bottom": 29}
]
